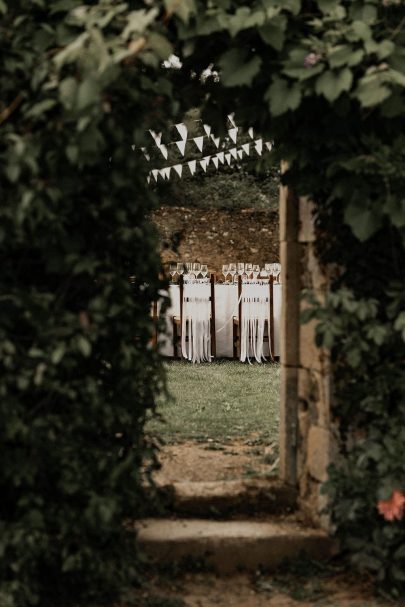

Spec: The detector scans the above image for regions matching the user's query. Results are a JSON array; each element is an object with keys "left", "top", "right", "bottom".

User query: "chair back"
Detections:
[
  {"left": 180, "top": 274, "right": 216, "bottom": 362},
  {"left": 238, "top": 275, "right": 275, "bottom": 361}
]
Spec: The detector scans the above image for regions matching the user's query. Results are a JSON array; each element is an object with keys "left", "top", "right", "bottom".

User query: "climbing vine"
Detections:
[
  {"left": 169, "top": 0, "right": 405, "bottom": 595},
  {"left": 0, "top": 2, "right": 177, "bottom": 605},
  {"left": 1, "top": 0, "right": 405, "bottom": 604}
]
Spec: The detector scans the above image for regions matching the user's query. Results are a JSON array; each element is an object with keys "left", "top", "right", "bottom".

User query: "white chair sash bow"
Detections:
[
  {"left": 239, "top": 281, "right": 272, "bottom": 363},
  {"left": 181, "top": 278, "right": 212, "bottom": 363}
]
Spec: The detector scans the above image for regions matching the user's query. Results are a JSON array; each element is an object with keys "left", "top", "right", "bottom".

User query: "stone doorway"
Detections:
[
  {"left": 138, "top": 175, "right": 338, "bottom": 576},
  {"left": 279, "top": 171, "right": 335, "bottom": 530},
  {"left": 148, "top": 171, "right": 334, "bottom": 530}
]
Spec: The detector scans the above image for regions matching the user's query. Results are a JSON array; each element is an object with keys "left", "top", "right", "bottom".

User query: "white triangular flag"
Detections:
[
  {"left": 149, "top": 130, "right": 162, "bottom": 146},
  {"left": 211, "top": 135, "right": 220, "bottom": 148},
  {"left": 265, "top": 141, "right": 273, "bottom": 151},
  {"left": 193, "top": 136, "right": 204, "bottom": 152},
  {"left": 217, "top": 152, "right": 225, "bottom": 164},
  {"left": 237, "top": 150, "right": 243, "bottom": 159},
  {"left": 152, "top": 169, "right": 159, "bottom": 181},
  {"left": 255, "top": 139, "right": 263, "bottom": 155},
  {"left": 147, "top": 175, "right": 151, "bottom": 184},
  {"left": 212, "top": 157, "right": 219, "bottom": 169},
  {"left": 160, "top": 167, "right": 170, "bottom": 180},
  {"left": 228, "top": 127, "right": 238, "bottom": 144},
  {"left": 225, "top": 153, "right": 232, "bottom": 165},
  {"left": 248, "top": 127, "right": 254, "bottom": 139},
  {"left": 175, "top": 123, "right": 187, "bottom": 140},
  {"left": 227, "top": 113, "right": 236, "bottom": 127},
  {"left": 158, "top": 144, "right": 168, "bottom": 160},
  {"left": 203, "top": 124, "right": 211, "bottom": 137},
  {"left": 141, "top": 147, "right": 150, "bottom": 161},
  {"left": 242, "top": 143, "right": 250, "bottom": 155},
  {"left": 173, "top": 164, "right": 183, "bottom": 178},
  {"left": 131, "top": 144, "right": 136, "bottom": 151},
  {"left": 175, "top": 140, "right": 187, "bottom": 156},
  {"left": 188, "top": 159, "right": 197, "bottom": 175},
  {"left": 230, "top": 148, "right": 237, "bottom": 159},
  {"left": 200, "top": 159, "right": 208, "bottom": 172}
]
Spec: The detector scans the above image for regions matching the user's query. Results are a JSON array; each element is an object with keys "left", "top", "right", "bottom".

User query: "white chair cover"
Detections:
[
  {"left": 181, "top": 279, "right": 212, "bottom": 363},
  {"left": 239, "top": 281, "right": 272, "bottom": 363}
]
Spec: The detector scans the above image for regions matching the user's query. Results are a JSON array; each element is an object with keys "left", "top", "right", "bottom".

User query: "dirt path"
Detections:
[
  {"left": 155, "top": 436, "right": 278, "bottom": 485},
  {"left": 134, "top": 569, "right": 394, "bottom": 607}
]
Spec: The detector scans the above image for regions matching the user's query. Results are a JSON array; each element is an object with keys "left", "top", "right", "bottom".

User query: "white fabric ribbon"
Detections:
[
  {"left": 181, "top": 279, "right": 212, "bottom": 363},
  {"left": 239, "top": 282, "right": 272, "bottom": 363}
]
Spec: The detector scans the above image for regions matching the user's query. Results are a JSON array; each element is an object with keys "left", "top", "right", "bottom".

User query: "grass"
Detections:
[{"left": 147, "top": 360, "right": 280, "bottom": 443}]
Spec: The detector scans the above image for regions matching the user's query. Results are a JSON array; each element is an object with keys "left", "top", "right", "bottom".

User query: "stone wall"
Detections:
[{"left": 279, "top": 177, "right": 338, "bottom": 530}]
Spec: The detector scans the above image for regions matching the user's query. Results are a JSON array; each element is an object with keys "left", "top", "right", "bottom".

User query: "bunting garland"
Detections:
[
  {"left": 175, "top": 123, "right": 187, "bottom": 140},
  {"left": 254, "top": 139, "right": 263, "bottom": 155},
  {"left": 158, "top": 144, "right": 168, "bottom": 160},
  {"left": 228, "top": 127, "right": 238, "bottom": 144},
  {"left": 175, "top": 139, "right": 187, "bottom": 156},
  {"left": 173, "top": 164, "right": 183, "bottom": 178},
  {"left": 147, "top": 137, "right": 273, "bottom": 182},
  {"left": 193, "top": 136, "right": 204, "bottom": 152},
  {"left": 188, "top": 160, "right": 197, "bottom": 175},
  {"left": 142, "top": 117, "right": 274, "bottom": 184},
  {"left": 149, "top": 130, "right": 162, "bottom": 146}
]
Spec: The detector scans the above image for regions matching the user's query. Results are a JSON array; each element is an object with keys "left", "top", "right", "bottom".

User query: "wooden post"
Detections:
[
  {"left": 179, "top": 274, "right": 184, "bottom": 320},
  {"left": 210, "top": 273, "right": 216, "bottom": 358},
  {"left": 237, "top": 275, "right": 242, "bottom": 359},
  {"left": 269, "top": 275, "right": 274, "bottom": 360}
]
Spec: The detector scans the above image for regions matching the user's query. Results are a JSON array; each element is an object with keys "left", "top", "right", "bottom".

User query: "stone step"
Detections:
[
  {"left": 136, "top": 517, "right": 339, "bottom": 574},
  {"left": 159, "top": 479, "right": 297, "bottom": 517}
]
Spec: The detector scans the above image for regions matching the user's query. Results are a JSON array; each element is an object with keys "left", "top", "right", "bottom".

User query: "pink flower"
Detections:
[
  {"left": 304, "top": 52, "right": 321, "bottom": 68},
  {"left": 377, "top": 490, "right": 405, "bottom": 521}
]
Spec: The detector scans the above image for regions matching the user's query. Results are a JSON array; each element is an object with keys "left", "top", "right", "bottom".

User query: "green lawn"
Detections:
[{"left": 147, "top": 360, "right": 280, "bottom": 442}]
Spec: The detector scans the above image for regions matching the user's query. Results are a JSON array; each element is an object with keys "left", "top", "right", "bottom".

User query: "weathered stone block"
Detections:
[
  {"left": 298, "top": 407, "right": 310, "bottom": 441},
  {"left": 307, "top": 426, "right": 333, "bottom": 483},
  {"left": 298, "top": 197, "right": 316, "bottom": 243},
  {"left": 279, "top": 364, "right": 298, "bottom": 485},
  {"left": 307, "top": 243, "right": 329, "bottom": 292},
  {"left": 279, "top": 179, "right": 299, "bottom": 243},
  {"left": 280, "top": 240, "right": 300, "bottom": 366},
  {"left": 298, "top": 367, "right": 331, "bottom": 427},
  {"left": 299, "top": 317, "right": 323, "bottom": 372}
]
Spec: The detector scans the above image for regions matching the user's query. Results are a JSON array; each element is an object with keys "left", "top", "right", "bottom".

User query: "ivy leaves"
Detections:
[
  {"left": 265, "top": 76, "right": 301, "bottom": 115},
  {"left": 0, "top": 3, "right": 172, "bottom": 606},
  {"left": 315, "top": 67, "right": 352, "bottom": 101},
  {"left": 219, "top": 48, "right": 262, "bottom": 86}
]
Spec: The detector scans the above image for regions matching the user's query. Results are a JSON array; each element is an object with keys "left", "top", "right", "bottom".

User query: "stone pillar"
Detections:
[
  {"left": 279, "top": 164, "right": 299, "bottom": 486},
  {"left": 279, "top": 174, "right": 337, "bottom": 529},
  {"left": 296, "top": 197, "right": 336, "bottom": 528}
]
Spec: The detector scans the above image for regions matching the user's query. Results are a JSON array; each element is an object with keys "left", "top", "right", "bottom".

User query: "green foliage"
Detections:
[
  {"left": 2, "top": 0, "right": 405, "bottom": 602},
  {"left": 157, "top": 169, "right": 279, "bottom": 211},
  {"left": 0, "top": 1, "right": 177, "bottom": 605},
  {"left": 169, "top": 0, "right": 405, "bottom": 597}
]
